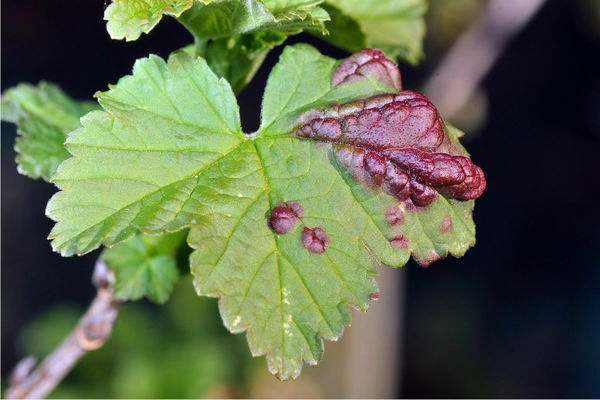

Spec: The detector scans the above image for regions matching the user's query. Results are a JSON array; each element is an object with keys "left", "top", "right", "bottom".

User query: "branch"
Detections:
[
  {"left": 5, "top": 261, "right": 122, "bottom": 399},
  {"left": 423, "top": 0, "right": 547, "bottom": 119}
]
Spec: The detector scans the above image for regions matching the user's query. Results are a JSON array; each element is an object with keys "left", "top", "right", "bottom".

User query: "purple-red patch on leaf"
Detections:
[
  {"left": 440, "top": 216, "right": 453, "bottom": 234},
  {"left": 390, "top": 234, "right": 409, "bottom": 249},
  {"left": 415, "top": 250, "right": 443, "bottom": 268},
  {"left": 293, "top": 49, "right": 486, "bottom": 208},
  {"left": 302, "top": 227, "right": 330, "bottom": 254},
  {"left": 332, "top": 49, "right": 402, "bottom": 91},
  {"left": 384, "top": 206, "right": 404, "bottom": 226},
  {"left": 268, "top": 201, "right": 304, "bottom": 234}
]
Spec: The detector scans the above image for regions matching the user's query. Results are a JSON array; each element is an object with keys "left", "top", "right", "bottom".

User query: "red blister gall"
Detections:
[
  {"left": 268, "top": 201, "right": 304, "bottom": 234},
  {"left": 332, "top": 49, "right": 402, "bottom": 91},
  {"left": 293, "top": 49, "right": 486, "bottom": 208},
  {"left": 302, "top": 227, "right": 330, "bottom": 254}
]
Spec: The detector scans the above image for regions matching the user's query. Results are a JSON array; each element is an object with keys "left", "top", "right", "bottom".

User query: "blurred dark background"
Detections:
[{"left": 2, "top": 0, "right": 599, "bottom": 397}]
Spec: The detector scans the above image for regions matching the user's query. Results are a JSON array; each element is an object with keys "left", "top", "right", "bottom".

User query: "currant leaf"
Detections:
[
  {"left": 105, "top": 0, "right": 196, "bottom": 41},
  {"left": 0, "top": 82, "right": 98, "bottom": 181},
  {"left": 46, "top": 51, "right": 243, "bottom": 256},
  {"left": 177, "top": 0, "right": 329, "bottom": 40},
  {"left": 46, "top": 45, "right": 484, "bottom": 379},
  {"left": 101, "top": 231, "right": 187, "bottom": 304},
  {"left": 106, "top": 0, "right": 329, "bottom": 42}
]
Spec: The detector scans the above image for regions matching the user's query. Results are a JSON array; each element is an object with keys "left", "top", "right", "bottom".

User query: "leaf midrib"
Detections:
[{"left": 251, "top": 137, "right": 376, "bottom": 338}]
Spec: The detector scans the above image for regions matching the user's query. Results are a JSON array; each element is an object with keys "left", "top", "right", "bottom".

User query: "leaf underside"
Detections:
[{"left": 46, "top": 45, "right": 478, "bottom": 379}]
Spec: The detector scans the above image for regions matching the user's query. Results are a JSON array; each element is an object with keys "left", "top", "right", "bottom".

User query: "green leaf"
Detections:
[
  {"left": 320, "top": 0, "right": 427, "bottom": 65},
  {"left": 101, "top": 231, "right": 187, "bottom": 303},
  {"left": 46, "top": 51, "right": 243, "bottom": 256},
  {"left": 313, "top": 4, "right": 366, "bottom": 51},
  {"left": 190, "top": 45, "right": 476, "bottom": 378},
  {"left": 105, "top": 0, "right": 195, "bottom": 41},
  {"left": 1, "top": 82, "right": 98, "bottom": 181},
  {"left": 204, "top": 31, "right": 287, "bottom": 93},
  {"left": 105, "top": 0, "right": 329, "bottom": 42},
  {"left": 47, "top": 44, "right": 480, "bottom": 379},
  {"left": 176, "top": 0, "right": 329, "bottom": 40}
]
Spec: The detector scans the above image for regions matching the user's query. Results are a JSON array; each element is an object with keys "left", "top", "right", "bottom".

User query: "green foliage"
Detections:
[
  {"left": 101, "top": 231, "right": 187, "bottom": 303},
  {"left": 204, "top": 31, "right": 287, "bottom": 93},
  {"left": 105, "top": 0, "right": 195, "bottom": 41},
  {"left": 0, "top": 82, "right": 97, "bottom": 181},
  {"left": 46, "top": 52, "right": 242, "bottom": 256},
  {"left": 175, "top": 0, "right": 329, "bottom": 40},
  {"left": 44, "top": 44, "right": 478, "bottom": 378},
  {"left": 105, "top": 0, "right": 329, "bottom": 42},
  {"left": 320, "top": 0, "right": 427, "bottom": 64}
]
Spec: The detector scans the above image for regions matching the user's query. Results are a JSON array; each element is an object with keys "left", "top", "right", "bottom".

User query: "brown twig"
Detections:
[{"left": 5, "top": 261, "right": 122, "bottom": 399}]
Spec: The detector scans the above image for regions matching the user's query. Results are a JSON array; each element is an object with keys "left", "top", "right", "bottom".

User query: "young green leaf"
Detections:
[
  {"left": 320, "top": 0, "right": 427, "bottom": 65},
  {"left": 105, "top": 0, "right": 195, "bottom": 41},
  {"left": 101, "top": 231, "right": 187, "bottom": 303},
  {"left": 105, "top": 0, "right": 329, "bottom": 42},
  {"left": 47, "top": 45, "right": 483, "bottom": 379},
  {"left": 176, "top": 0, "right": 329, "bottom": 40},
  {"left": 1, "top": 82, "right": 98, "bottom": 181}
]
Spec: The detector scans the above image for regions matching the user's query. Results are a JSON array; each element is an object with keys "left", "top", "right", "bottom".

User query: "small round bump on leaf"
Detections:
[{"left": 302, "top": 227, "right": 329, "bottom": 254}]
